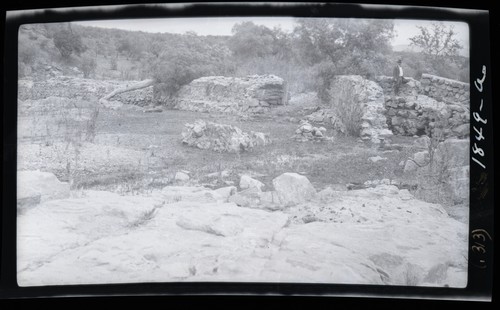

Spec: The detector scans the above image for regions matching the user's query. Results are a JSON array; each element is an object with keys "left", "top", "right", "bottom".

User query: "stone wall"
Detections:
[
  {"left": 374, "top": 75, "right": 469, "bottom": 105},
  {"left": 173, "top": 75, "right": 288, "bottom": 114},
  {"left": 114, "top": 87, "right": 154, "bottom": 107},
  {"left": 18, "top": 75, "right": 288, "bottom": 113},
  {"left": 373, "top": 75, "right": 470, "bottom": 138},
  {"left": 18, "top": 77, "right": 154, "bottom": 106},
  {"left": 374, "top": 76, "right": 420, "bottom": 97},
  {"left": 18, "top": 77, "right": 115, "bottom": 101},
  {"left": 420, "top": 74, "right": 469, "bottom": 105},
  {"left": 384, "top": 95, "right": 469, "bottom": 138}
]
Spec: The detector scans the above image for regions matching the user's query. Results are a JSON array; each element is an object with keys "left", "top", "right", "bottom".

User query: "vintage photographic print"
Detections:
[{"left": 16, "top": 15, "right": 471, "bottom": 288}]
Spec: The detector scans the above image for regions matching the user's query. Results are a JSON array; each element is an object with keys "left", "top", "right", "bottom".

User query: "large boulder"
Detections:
[
  {"left": 17, "top": 170, "right": 70, "bottom": 208},
  {"left": 181, "top": 119, "right": 271, "bottom": 153},
  {"left": 239, "top": 175, "right": 265, "bottom": 191},
  {"left": 228, "top": 187, "right": 263, "bottom": 209},
  {"left": 174, "top": 171, "right": 190, "bottom": 182},
  {"left": 413, "top": 151, "right": 430, "bottom": 166},
  {"left": 272, "top": 173, "right": 317, "bottom": 207},
  {"left": 414, "top": 135, "right": 431, "bottom": 149}
]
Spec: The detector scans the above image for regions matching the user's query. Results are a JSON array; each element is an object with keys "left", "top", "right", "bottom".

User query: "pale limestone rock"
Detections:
[
  {"left": 239, "top": 175, "right": 265, "bottom": 191},
  {"left": 17, "top": 170, "right": 70, "bottom": 207},
  {"left": 272, "top": 173, "right": 316, "bottom": 207}
]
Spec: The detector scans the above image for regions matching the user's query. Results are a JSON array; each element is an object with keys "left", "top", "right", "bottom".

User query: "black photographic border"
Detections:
[{"left": 1, "top": 0, "right": 494, "bottom": 303}]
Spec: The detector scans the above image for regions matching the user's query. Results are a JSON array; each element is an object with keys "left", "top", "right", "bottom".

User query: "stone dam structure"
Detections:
[
  {"left": 374, "top": 74, "right": 470, "bottom": 139},
  {"left": 18, "top": 73, "right": 469, "bottom": 140},
  {"left": 172, "top": 75, "right": 288, "bottom": 114}
]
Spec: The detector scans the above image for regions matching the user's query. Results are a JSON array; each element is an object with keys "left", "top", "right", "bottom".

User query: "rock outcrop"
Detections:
[
  {"left": 239, "top": 175, "right": 265, "bottom": 191},
  {"left": 17, "top": 170, "right": 70, "bottom": 209},
  {"left": 272, "top": 173, "right": 317, "bottom": 207},
  {"left": 229, "top": 173, "right": 318, "bottom": 210},
  {"left": 181, "top": 119, "right": 271, "bottom": 153},
  {"left": 17, "top": 184, "right": 467, "bottom": 287}
]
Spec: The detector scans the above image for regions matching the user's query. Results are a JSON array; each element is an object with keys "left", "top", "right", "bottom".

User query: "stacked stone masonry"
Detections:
[
  {"left": 420, "top": 74, "right": 469, "bottom": 105},
  {"left": 18, "top": 77, "right": 154, "bottom": 107},
  {"left": 384, "top": 95, "right": 469, "bottom": 138},
  {"left": 18, "top": 75, "right": 288, "bottom": 113},
  {"left": 374, "top": 75, "right": 470, "bottom": 138},
  {"left": 173, "top": 75, "right": 288, "bottom": 114},
  {"left": 307, "top": 75, "right": 393, "bottom": 143},
  {"left": 18, "top": 73, "right": 468, "bottom": 140}
]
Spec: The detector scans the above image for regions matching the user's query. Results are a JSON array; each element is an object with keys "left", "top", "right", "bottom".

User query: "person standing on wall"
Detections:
[{"left": 392, "top": 58, "right": 407, "bottom": 95}]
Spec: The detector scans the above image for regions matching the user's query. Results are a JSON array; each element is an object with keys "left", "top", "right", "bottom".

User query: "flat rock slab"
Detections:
[
  {"left": 17, "top": 185, "right": 467, "bottom": 287},
  {"left": 17, "top": 170, "right": 70, "bottom": 207}
]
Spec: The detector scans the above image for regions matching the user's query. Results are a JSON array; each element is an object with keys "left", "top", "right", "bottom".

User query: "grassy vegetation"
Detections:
[{"left": 19, "top": 94, "right": 420, "bottom": 195}]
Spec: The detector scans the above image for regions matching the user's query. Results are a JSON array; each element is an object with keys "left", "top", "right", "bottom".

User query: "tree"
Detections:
[
  {"left": 79, "top": 54, "right": 97, "bottom": 78},
  {"left": 293, "top": 18, "right": 394, "bottom": 72},
  {"left": 292, "top": 18, "right": 394, "bottom": 102},
  {"left": 228, "top": 21, "right": 277, "bottom": 59},
  {"left": 53, "top": 29, "right": 86, "bottom": 59},
  {"left": 117, "top": 38, "right": 132, "bottom": 57},
  {"left": 101, "top": 31, "right": 229, "bottom": 105},
  {"left": 409, "top": 22, "right": 463, "bottom": 61}
]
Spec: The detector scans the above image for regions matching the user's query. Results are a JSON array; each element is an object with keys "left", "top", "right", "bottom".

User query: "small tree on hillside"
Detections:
[
  {"left": 409, "top": 22, "right": 463, "bottom": 63},
  {"left": 292, "top": 18, "right": 394, "bottom": 103},
  {"left": 99, "top": 33, "right": 228, "bottom": 106},
  {"left": 79, "top": 54, "right": 97, "bottom": 78},
  {"left": 53, "top": 29, "right": 86, "bottom": 59},
  {"left": 228, "top": 21, "right": 276, "bottom": 59}
]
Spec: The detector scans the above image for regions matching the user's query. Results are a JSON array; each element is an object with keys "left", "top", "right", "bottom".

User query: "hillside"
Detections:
[
  {"left": 18, "top": 21, "right": 469, "bottom": 91},
  {"left": 18, "top": 23, "right": 232, "bottom": 82}
]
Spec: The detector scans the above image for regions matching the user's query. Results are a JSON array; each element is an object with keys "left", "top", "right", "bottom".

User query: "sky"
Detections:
[{"left": 75, "top": 17, "right": 469, "bottom": 55}]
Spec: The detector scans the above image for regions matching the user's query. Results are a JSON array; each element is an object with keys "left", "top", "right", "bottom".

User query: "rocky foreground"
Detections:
[{"left": 17, "top": 171, "right": 467, "bottom": 287}]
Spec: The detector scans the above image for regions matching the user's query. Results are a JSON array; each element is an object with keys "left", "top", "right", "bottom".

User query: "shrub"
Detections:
[
  {"left": 53, "top": 29, "right": 86, "bottom": 59},
  {"left": 407, "top": 110, "right": 455, "bottom": 206},
  {"left": 84, "top": 106, "right": 99, "bottom": 142},
  {"left": 79, "top": 54, "right": 97, "bottom": 78},
  {"left": 314, "top": 61, "right": 338, "bottom": 104},
  {"left": 109, "top": 57, "right": 118, "bottom": 70},
  {"left": 149, "top": 47, "right": 224, "bottom": 99},
  {"left": 326, "top": 80, "right": 365, "bottom": 137}
]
